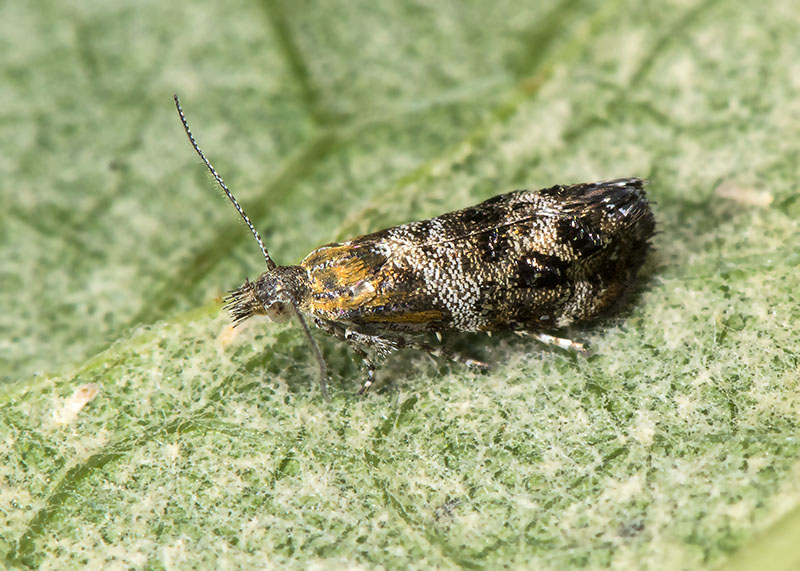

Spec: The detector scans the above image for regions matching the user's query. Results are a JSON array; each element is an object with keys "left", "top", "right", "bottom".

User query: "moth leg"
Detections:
[
  {"left": 312, "top": 318, "right": 395, "bottom": 394},
  {"left": 342, "top": 330, "right": 400, "bottom": 394},
  {"left": 517, "top": 331, "right": 588, "bottom": 353},
  {"left": 313, "top": 317, "right": 343, "bottom": 339},
  {"left": 394, "top": 337, "right": 490, "bottom": 372},
  {"left": 342, "top": 337, "right": 377, "bottom": 395}
]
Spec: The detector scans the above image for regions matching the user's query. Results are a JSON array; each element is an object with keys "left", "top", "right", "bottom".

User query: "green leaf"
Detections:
[{"left": 2, "top": 0, "right": 799, "bottom": 568}]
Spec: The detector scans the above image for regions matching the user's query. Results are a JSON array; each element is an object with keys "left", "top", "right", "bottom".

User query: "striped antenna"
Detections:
[{"left": 174, "top": 95, "right": 277, "bottom": 271}]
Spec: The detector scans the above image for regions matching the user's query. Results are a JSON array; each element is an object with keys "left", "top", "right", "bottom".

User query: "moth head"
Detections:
[
  {"left": 225, "top": 276, "right": 290, "bottom": 324},
  {"left": 224, "top": 267, "right": 309, "bottom": 325}
]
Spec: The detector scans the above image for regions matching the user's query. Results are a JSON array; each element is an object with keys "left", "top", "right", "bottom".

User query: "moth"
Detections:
[{"left": 174, "top": 96, "right": 655, "bottom": 399}]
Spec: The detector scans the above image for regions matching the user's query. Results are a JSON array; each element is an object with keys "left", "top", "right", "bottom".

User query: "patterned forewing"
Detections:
[{"left": 301, "top": 179, "right": 653, "bottom": 333}]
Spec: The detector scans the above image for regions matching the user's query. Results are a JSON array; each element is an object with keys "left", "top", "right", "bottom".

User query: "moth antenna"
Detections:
[
  {"left": 176, "top": 96, "right": 329, "bottom": 398},
  {"left": 289, "top": 302, "right": 330, "bottom": 401},
  {"left": 174, "top": 94, "right": 277, "bottom": 271}
]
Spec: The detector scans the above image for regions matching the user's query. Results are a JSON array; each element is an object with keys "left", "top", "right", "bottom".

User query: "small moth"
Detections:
[{"left": 174, "top": 96, "right": 655, "bottom": 399}]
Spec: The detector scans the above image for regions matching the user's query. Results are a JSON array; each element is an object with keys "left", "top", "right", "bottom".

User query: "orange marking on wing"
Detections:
[
  {"left": 362, "top": 310, "right": 443, "bottom": 324},
  {"left": 303, "top": 244, "right": 390, "bottom": 314}
]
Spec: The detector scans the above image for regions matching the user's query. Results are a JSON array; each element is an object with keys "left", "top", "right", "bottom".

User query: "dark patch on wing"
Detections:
[
  {"left": 536, "top": 184, "right": 568, "bottom": 198},
  {"left": 446, "top": 201, "right": 513, "bottom": 232},
  {"left": 481, "top": 228, "right": 513, "bottom": 262},
  {"left": 556, "top": 217, "right": 604, "bottom": 258},
  {"left": 515, "top": 252, "right": 571, "bottom": 289}
]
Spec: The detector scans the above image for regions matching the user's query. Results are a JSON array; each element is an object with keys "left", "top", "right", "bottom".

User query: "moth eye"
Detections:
[{"left": 264, "top": 302, "right": 292, "bottom": 323}]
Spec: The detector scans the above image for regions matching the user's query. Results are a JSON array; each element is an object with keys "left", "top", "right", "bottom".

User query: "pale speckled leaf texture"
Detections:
[{"left": 2, "top": 0, "right": 800, "bottom": 568}]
